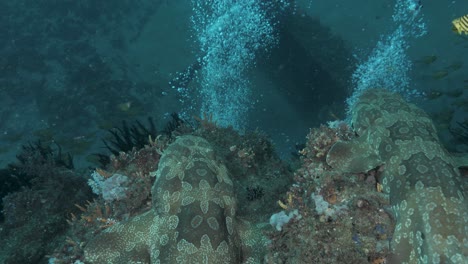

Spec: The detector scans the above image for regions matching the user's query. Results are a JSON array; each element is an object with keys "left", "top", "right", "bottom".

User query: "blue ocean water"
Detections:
[
  {"left": 0, "top": 0, "right": 467, "bottom": 167},
  {"left": 0, "top": 0, "right": 467, "bottom": 263}
]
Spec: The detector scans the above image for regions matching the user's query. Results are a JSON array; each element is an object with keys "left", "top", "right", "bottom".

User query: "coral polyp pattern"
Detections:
[
  {"left": 84, "top": 135, "right": 242, "bottom": 263},
  {"left": 326, "top": 89, "right": 467, "bottom": 263}
]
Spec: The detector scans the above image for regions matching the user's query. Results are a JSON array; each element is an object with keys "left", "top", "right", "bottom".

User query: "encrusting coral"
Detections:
[{"left": 326, "top": 88, "right": 467, "bottom": 263}]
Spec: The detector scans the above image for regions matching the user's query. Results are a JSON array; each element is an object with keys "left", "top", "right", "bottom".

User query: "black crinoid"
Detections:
[
  {"left": 450, "top": 121, "right": 468, "bottom": 145},
  {"left": 0, "top": 141, "right": 76, "bottom": 221},
  {"left": 7, "top": 140, "right": 74, "bottom": 185},
  {"left": 96, "top": 113, "right": 186, "bottom": 166}
]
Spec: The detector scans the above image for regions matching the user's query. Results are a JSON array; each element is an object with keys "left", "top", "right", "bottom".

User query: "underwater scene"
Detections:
[{"left": 0, "top": 0, "right": 467, "bottom": 263}]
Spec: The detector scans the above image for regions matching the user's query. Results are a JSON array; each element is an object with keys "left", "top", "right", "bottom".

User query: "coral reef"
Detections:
[
  {"left": 38, "top": 114, "right": 291, "bottom": 263},
  {"left": 193, "top": 119, "right": 293, "bottom": 219},
  {"left": 0, "top": 141, "right": 73, "bottom": 221},
  {"left": 83, "top": 135, "right": 267, "bottom": 263},
  {"left": 266, "top": 124, "right": 393, "bottom": 263},
  {"left": 1, "top": 90, "right": 466, "bottom": 263},
  {"left": 0, "top": 142, "right": 92, "bottom": 263},
  {"left": 327, "top": 88, "right": 467, "bottom": 263}
]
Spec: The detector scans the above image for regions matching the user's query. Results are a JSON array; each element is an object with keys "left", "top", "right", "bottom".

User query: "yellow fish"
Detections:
[{"left": 452, "top": 14, "right": 468, "bottom": 35}]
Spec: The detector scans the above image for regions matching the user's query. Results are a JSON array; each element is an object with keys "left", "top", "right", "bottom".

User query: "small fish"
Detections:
[
  {"left": 445, "top": 61, "right": 463, "bottom": 71},
  {"left": 117, "top": 101, "right": 132, "bottom": 112},
  {"left": 328, "top": 111, "right": 340, "bottom": 120},
  {"left": 427, "top": 90, "right": 442, "bottom": 99},
  {"left": 432, "top": 70, "right": 449, "bottom": 80},
  {"left": 431, "top": 61, "right": 463, "bottom": 80},
  {"left": 445, "top": 89, "right": 463, "bottom": 98},
  {"left": 452, "top": 14, "right": 468, "bottom": 35},
  {"left": 416, "top": 55, "right": 437, "bottom": 65}
]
